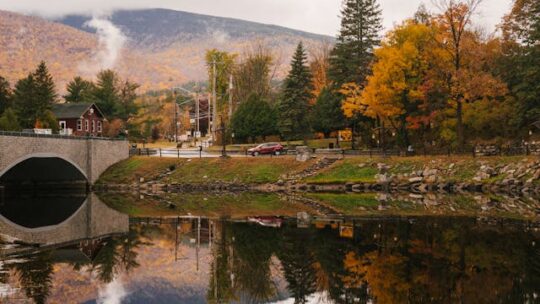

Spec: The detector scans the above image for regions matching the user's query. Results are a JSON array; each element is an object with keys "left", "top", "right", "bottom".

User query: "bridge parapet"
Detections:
[{"left": 0, "top": 132, "right": 129, "bottom": 184}]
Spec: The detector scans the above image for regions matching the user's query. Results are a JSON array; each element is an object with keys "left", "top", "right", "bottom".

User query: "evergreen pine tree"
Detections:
[
  {"left": 503, "top": 1, "right": 540, "bottom": 129},
  {"left": 328, "top": 0, "right": 383, "bottom": 88},
  {"left": 94, "top": 69, "right": 121, "bottom": 118},
  {"left": 64, "top": 76, "right": 96, "bottom": 103},
  {"left": 32, "top": 61, "right": 57, "bottom": 110},
  {"left": 0, "top": 76, "right": 11, "bottom": 116},
  {"left": 311, "top": 87, "right": 346, "bottom": 139},
  {"left": 117, "top": 80, "right": 140, "bottom": 121},
  {"left": 0, "top": 108, "right": 21, "bottom": 131},
  {"left": 231, "top": 94, "right": 278, "bottom": 143},
  {"left": 13, "top": 62, "right": 57, "bottom": 128},
  {"left": 277, "top": 42, "right": 314, "bottom": 141},
  {"left": 13, "top": 75, "right": 39, "bottom": 128}
]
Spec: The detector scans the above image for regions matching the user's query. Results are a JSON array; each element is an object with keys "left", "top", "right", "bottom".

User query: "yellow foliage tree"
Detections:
[{"left": 341, "top": 20, "right": 442, "bottom": 147}]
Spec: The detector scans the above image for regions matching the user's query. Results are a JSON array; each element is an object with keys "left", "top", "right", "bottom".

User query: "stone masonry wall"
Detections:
[{"left": 0, "top": 134, "right": 129, "bottom": 184}]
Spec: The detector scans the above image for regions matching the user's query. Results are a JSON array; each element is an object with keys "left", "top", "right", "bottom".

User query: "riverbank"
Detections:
[
  {"left": 97, "top": 156, "right": 313, "bottom": 185},
  {"left": 96, "top": 191, "right": 540, "bottom": 221},
  {"left": 97, "top": 155, "right": 540, "bottom": 194}
]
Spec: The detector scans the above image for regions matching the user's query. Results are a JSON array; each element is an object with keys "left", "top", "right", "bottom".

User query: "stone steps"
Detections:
[
  {"left": 285, "top": 157, "right": 340, "bottom": 182},
  {"left": 281, "top": 193, "right": 342, "bottom": 216}
]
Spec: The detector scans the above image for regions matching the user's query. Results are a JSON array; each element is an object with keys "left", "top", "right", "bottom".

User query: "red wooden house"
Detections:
[{"left": 52, "top": 103, "right": 106, "bottom": 137}]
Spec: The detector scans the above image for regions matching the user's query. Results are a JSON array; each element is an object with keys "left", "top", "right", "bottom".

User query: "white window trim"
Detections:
[
  {"left": 97, "top": 121, "right": 102, "bottom": 132},
  {"left": 85, "top": 120, "right": 89, "bottom": 131},
  {"left": 77, "top": 119, "right": 82, "bottom": 131},
  {"left": 92, "top": 120, "right": 96, "bottom": 132},
  {"left": 59, "top": 121, "right": 66, "bottom": 130}
]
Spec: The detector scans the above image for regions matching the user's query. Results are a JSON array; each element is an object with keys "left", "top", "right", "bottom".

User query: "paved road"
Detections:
[{"left": 134, "top": 148, "right": 293, "bottom": 159}]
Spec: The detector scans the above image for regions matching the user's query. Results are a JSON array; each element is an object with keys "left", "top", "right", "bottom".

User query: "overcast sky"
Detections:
[{"left": 0, "top": 0, "right": 513, "bottom": 36}]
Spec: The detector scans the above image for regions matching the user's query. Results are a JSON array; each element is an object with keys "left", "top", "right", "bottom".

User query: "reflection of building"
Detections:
[
  {"left": 339, "top": 222, "right": 354, "bottom": 239},
  {"left": 177, "top": 217, "right": 213, "bottom": 246},
  {"left": 301, "top": 217, "right": 356, "bottom": 239}
]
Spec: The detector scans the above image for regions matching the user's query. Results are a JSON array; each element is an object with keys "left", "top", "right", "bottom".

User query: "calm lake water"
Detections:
[{"left": 1, "top": 193, "right": 539, "bottom": 303}]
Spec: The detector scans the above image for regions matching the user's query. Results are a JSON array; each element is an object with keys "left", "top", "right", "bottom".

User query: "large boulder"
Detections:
[{"left": 295, "top": 146, "right": 312, "bottom": 162}]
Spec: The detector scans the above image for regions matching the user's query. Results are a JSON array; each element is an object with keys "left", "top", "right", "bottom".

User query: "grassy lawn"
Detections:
[
  {"left": 308, "top": 193, "right": 380, "bottom": 213},
  {"left": 99, "top": 192, "right": 317, "bottom": 218},
  {"left": 132, "top": 141, "right": 179, "bottom": 149},
  {"left": 99, "top": 155, "right": 539, "bottom": 186},
  {"left": 307, "top": 160, "right": 379, "bottom": 184},
  {"left": 98, "top": 157, "right": 180, "bottom": 184},
  {"left": 98, "top": 156, "right": 313, "bottom": 184}
]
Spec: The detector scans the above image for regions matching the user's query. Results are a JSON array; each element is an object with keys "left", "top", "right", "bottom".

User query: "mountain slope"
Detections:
[
  {"left": 0, "top": 10, "right": 186, "bottom": 92},
  {"left": 57, "top": 9, "right": 331, "bottom": 49},
  {"left": 0, "top": 9, "right": 333, "bottom": 93}
]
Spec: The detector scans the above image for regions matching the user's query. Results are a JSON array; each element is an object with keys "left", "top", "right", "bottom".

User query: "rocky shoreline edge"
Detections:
[{"left": 92, "top": 179, "right": 540, "bottom": 196}]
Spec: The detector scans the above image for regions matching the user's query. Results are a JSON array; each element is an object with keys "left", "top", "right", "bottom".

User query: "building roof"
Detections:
[{"left": 52, "top": 103, "right": 105, "bottom": 119}]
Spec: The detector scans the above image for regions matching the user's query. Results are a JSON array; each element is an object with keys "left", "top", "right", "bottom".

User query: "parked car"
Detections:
[{"left": 248, "top": 142, "right": 284, "bottom": 156}]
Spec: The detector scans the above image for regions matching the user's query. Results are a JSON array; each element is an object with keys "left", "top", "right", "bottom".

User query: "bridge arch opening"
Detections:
[
  {"left": 0, "top": 155, "right": 87, "bottom": 186},
  {"left": 0, "top": 195, "right": 87, "bottom": 229}
]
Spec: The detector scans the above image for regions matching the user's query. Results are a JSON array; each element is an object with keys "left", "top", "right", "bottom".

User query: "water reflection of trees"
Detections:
[
  {"left": 208, "top": 221, "right": 280, "bottom": 303},
  {"left": 207, "top": 217, "right": 540, "bottom": 304},
  {"left": 13, "top": 251, "right": 54, "bottom": 304},
  {"left": 91, "top": 226, "right": 150, "bottom": 283},
  {"left": 2, "top": 225, "right": 149, "bottom": 303},
  {"left": 277, "top": 229, "right": 317, "bottom": 304}
]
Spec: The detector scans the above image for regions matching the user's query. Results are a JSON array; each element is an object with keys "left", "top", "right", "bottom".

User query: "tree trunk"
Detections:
[
  {"left": 456, "top": 99, "right": 464, "bottom": 151},
  {"left": 351, "top": 123, "right": 356, "bottom": 150}
]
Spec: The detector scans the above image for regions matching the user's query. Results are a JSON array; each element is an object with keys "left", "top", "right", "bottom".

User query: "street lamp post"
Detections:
[
  {"left": 212, "top": 59, "right": 217, "bottom": 141},
  {"left": 173, "top": 90, "right": 178, "bottom": 143}
]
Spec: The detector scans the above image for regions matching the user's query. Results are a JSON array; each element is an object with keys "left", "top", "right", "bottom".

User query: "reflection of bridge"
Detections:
[
  {"left": 0, "top": 132, "right": 129, "bottom": 185},
  {"left": 0, "top": 193, "right": 129, "bottom": 257}
]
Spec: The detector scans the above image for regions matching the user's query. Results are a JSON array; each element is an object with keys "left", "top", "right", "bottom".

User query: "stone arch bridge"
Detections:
[{"left": 0, "top": 132, "right": 129, "bottom": 185}]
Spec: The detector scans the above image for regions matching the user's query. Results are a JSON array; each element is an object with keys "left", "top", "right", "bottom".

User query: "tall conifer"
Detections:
[
  {"left": 277, "top": 42, "right": 314, "bottom": 141},
  {"left": 33, "top": 61, "right": 57, "bottom": 109},
  {"left": 13, "top": 62, "right": 57, "bottom": 128},
  {"left": 0, "top": 76, "right": 11, "bottom": 115},
  {"left": 328, "top": 0, "right": 383, "bottom": 88},
  {"left": 64, "top": 76, "right": 95, "bottom": 103}
]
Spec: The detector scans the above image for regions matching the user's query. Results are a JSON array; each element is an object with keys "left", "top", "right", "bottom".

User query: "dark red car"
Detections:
[{"left": 248, "top": 142, "right": 284, "bottom": 156}]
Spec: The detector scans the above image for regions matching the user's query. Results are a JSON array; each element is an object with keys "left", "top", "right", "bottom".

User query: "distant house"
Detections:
[{"left": 52, "top": 103, "right": 106, "bottom": 137}]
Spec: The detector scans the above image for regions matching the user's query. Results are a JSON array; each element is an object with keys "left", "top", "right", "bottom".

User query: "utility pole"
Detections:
[
  {"left": 195, "top": 91, "right": 200, "bottom": 137},
  {"left": 173, "top": 90, "right": 178, "bottom": 143},
  {"left": 212, "top": 59, "right": 217, "bottom": 141},
  {"left": 228, "top": 73, "right": 233, "bottom": 119}
]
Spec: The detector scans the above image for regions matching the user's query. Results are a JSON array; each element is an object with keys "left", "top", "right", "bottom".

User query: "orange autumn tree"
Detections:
[
  {"left": 342, "top": 20, "right": 443, "bottom": 148},
  {"left": 432, "top": 0, "right": 509, "bottom": 148},
  {"left": 432, "top": 3, "right": 509, "bottom": 147},
  {"left": 309, "top": 42, "right": 332, "bottom": 104},
  {"left": 342, "top": 8, "right": 509, "bottom": 149}
]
